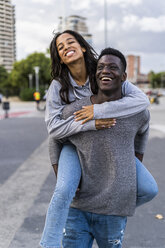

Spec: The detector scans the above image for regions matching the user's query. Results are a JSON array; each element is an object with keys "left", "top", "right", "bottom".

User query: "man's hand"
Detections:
[
  {"left": 52, "top": 164, "right": 58, "bottom": 177},
  {"left": 74, "top": 105, "right": 94, "bottom": 124},
  {"left": 135, "top": 152, "right": 143, "bottom": 162},
  {"left": 95, "top": 118, "right": 116, "bottom": 129}
]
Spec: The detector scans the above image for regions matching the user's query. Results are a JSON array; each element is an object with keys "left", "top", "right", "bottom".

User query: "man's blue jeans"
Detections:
[
  {"left": 40, "top": 144, "right": 158, "bottom": 248},
  {"left": 63, "top": 208, "right": 127, "bottom": 248}
]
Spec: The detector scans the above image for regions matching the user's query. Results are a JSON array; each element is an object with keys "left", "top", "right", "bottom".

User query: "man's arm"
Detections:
[
  {"left": 134, "top": 109, "right": 150, "bottom": 161},
  {"left": 135, "top": 152, "right": 143, "bottom": 162},
  {"left": 48, "top": 136, "right": 64, "bottom": 174}
]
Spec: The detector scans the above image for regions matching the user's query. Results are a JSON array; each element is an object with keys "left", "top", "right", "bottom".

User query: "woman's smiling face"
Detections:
[{"left": 56, "top": 33, "right": 85, "bottom": 65}]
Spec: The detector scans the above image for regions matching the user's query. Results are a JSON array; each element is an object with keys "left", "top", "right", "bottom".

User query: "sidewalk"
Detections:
[{"left": 0, "top": 98, "right": 45, "bottom": 119}]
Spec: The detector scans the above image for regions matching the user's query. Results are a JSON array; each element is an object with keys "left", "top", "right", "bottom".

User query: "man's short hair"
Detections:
[{"left": 98, "top": 47, "right": 127, "bottom": 72}]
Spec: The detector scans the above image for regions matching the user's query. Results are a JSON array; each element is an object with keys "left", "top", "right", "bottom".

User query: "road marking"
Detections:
[
  {"left": 0, "top": 138, "right": 51, "bottom": 248},
  {"left": 150, "top": 124, "right": 165, "bottom": 135},
  {"left": 0, "top": 111, "right": 32, "bottom": 119}
]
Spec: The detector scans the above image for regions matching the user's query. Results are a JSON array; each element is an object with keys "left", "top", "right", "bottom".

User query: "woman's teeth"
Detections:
[{"left": 66, "top": 51, "right": 74, "bottom": 56}]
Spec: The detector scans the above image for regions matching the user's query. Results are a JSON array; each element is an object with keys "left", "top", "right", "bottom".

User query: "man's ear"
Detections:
[{"left": 122, "top": 72, "right": 127, "bottom": 82}]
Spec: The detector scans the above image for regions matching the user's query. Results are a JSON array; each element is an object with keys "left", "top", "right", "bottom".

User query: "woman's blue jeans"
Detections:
[{"left": 40, "top": 144, "right": 158, "bottom": 248}]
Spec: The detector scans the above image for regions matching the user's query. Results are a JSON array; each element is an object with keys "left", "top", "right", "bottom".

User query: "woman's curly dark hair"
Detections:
[{"left": 50, "top": 30, "right": 98, "bottom": 103}]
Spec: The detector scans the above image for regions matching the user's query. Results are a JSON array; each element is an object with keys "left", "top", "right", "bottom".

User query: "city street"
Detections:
[{"left": 0, "top": 97, "right": 165, "bottom": 248}]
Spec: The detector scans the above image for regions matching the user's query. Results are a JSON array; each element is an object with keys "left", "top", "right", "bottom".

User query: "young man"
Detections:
[{"left": 59, "top": 48, "right": 151, "bottom": 247}]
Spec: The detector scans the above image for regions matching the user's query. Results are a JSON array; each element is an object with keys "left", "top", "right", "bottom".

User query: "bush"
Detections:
[
  {"left": 20, "top": 88, "right": 35, "bottom": 101},
  {"left": 19, "top": 87, "right": 47, "bottom": 101}
]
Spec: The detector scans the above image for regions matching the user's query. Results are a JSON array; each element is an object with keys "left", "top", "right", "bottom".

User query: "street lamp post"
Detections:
[
  {"left": 34, "top": 66, "right": 40, "bottom": 92},
  {"left": 104, "top": 0, "right": 108, "bottom": 48},
  {"left": 28, "top": 73, "right": 33, "bottom": 88}
]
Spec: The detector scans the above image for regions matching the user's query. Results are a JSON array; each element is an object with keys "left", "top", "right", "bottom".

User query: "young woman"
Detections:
[{"left": 40, "top": 30, "right": 158, "bottom": 248}]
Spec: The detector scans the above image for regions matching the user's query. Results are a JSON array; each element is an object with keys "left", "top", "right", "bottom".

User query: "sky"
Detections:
[{"left": 12, "top": 0, "right": 165, "bottom": 74}]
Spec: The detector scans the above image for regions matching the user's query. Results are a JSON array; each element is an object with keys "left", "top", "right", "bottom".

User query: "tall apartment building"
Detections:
[
  {"left": 0, "top": 0, "right": 16, "bottom": 72},
  {"left": 57, "top": 15, "right": 92, "bottom": 45}
]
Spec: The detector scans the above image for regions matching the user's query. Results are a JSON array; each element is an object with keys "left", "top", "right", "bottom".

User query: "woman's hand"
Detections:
[
  {"left": 74, "top": 105, "right": 94, "bottom": 124},
  {"left": 95, "top": 118, "right": 116, "bottom": 130},
  {"left": 74, "top": 105, "right": 116, "bottom": 128}
]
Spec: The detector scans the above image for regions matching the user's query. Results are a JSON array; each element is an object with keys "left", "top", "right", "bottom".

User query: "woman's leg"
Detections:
[
  {"left": 40, "top": 143, "right": 81, "bottom": 248},
  {"left": 136, "top": 157, "right": 158, "bottom": 207}
]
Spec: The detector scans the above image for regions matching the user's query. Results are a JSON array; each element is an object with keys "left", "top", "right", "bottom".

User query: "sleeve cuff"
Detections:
[{"left": 81, "top": 120, "right": 96, "bottom": 131}]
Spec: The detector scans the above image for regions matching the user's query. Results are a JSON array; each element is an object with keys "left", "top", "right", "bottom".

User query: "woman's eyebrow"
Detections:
[{"left": 57, "top": 38, "right": 74, "bottom": 48}]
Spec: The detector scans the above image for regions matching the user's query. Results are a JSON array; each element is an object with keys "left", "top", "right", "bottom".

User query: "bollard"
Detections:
[{"left": 2, "top": 101, "right": 10, "bottom": 118}]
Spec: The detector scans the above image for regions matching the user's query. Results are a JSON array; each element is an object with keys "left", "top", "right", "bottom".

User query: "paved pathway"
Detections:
[{"left": 0, "top": 97, "right": 165, "bottom": 247}]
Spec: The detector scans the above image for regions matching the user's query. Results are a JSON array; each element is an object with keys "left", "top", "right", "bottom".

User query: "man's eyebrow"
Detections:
[
  {"left": 57, "top": 38, "right": 74, "bottom": 48},
  {"left": 98, "top": 62, "right": 118, "bottom": 65}
]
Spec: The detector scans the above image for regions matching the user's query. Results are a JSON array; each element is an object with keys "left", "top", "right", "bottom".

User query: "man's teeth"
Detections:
[
  {"left": 102, "top": 77, "right": 112, "bottom": 81},
  {"left": 66, "top": 51, "right": 74, "bottom": 56}
]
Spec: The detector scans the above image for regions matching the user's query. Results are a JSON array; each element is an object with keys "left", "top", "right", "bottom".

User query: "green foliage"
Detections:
[
  {"left": 9, "top": 52, "right": 51, "bottom": 94},
  {"left": 0, "top": 66, "right": 9, "bottom": 94},
  {"left": 20, "top": 88, "right": 35, "bottom": 101},
  {"left": 148, "top": 71, "right": 165, "bottom": 88},
  {"left": 19, "top": 87, "right": 47, "bottom": 101}
]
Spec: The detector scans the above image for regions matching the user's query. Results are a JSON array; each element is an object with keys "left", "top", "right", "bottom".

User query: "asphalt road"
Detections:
[
  {"left": 0, "top": 117, "right": 48, "bottom": 184},
  {"left": 0, "top": 98, "right": 165, "bottom": 248}
]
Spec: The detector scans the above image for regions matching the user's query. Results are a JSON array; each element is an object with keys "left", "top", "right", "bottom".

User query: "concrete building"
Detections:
[
  {"left": 57, "top": 15, "right": 92, "bottom": 45},
  {"left": 126, "top": 55, "right": 148, "bottom": 84},
  {"left": 126, "top": 55, "right": 140, "bottom": 83},
  {"left": 0, "top": 0, "right": 16, "bottom": 72}
]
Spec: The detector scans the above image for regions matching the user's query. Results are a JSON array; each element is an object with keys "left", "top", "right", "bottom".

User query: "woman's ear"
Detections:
[{"left": 82, "top": 48, "right": 86, "bottom": 53}]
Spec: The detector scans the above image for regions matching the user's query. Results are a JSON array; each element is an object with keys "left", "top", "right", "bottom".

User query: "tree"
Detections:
[
  {"left": 148, "top": 71, "right": 165, "bottom": 88},
  {"left": 10, "top": 52, "right": 51, "bottom": 93},
  {"left": 0, "top": 66, "right": 9, "bottom": 94}
]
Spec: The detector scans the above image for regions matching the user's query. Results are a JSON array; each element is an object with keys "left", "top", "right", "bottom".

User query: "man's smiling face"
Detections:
[{"left": 96, "top": 54, "right": 126, "bottom": 94}]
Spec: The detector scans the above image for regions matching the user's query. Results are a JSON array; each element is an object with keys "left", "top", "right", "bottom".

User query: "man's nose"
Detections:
[{"left": 102, "top": 66, "right": 110, "bottom": 73}]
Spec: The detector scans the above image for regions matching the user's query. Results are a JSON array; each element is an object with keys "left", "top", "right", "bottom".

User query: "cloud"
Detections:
[
  {"left": 31, "top": 0, "right": 54, "bottom": 4},
  {"left": 12, "top": 0, "right": 165, "bottom": 73},
  {"left": 96, "top": 18, "right": 117, "bottom": 32},
  {"left": 94, "top": 0, "right": 142, "bottom": 6},
  {"left": 70, "top": 0, "right": 142, "bottom": 11},
  {"left": 139, "top": 52, "right": 165, "bottom": 73},
  {"left": 16, "top": 20, "right": 55, "bottom": 59},
  {"left": 140, "top": 16, "right": 165, "bottom": 32},
  {"left": 70, "top": 0, "right": 90, "bottom": 10},
  {"left": 122, "top": 15, "right": 165, "bottom": 32}
]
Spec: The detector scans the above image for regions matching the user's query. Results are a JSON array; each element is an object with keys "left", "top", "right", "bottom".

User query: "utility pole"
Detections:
[
  {"left": 104, "top": 0, "right": 108, "bottom": 47},
  {"left": 62, "top": 0, "right": 66, "bottom": 31},
  {"left": 34, "top": 66, "right": 40, "bottom": 92},
  {"left": 28, "top": 74, "right": 33, "bottom": 88}
]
